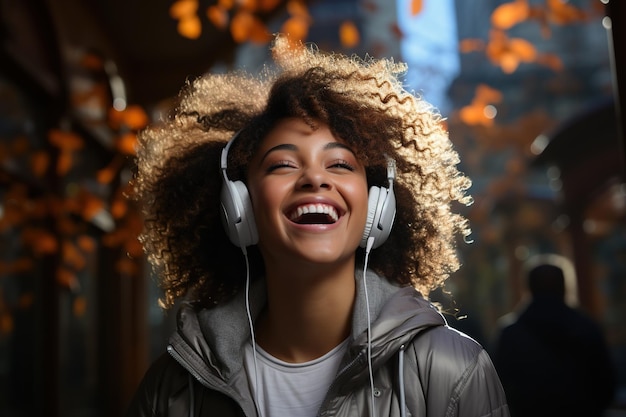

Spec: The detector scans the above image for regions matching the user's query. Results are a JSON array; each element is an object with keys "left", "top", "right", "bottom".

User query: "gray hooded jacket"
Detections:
[{"left": 125, "top": 270, "right": 510, "bottom": 417}]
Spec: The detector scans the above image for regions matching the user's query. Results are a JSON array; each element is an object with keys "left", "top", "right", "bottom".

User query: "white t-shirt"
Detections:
[{"left": 243, "top": 339, "right": 349, "bottom": 417}]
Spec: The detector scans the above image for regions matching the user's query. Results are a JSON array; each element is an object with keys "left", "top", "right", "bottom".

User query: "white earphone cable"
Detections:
[
  {"left": 363, "top": 236, "right": 377, "bottom": 417},
  {"left": 243, "top": 248, "right": 263, "bottom": 417}
]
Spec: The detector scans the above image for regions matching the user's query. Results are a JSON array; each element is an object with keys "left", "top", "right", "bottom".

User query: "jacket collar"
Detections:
[{"left": 172, "top": 269, "right": 446, "bottom": 381}]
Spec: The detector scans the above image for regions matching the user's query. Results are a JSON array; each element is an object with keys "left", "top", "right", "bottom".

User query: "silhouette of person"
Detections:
[{"left": 492, "top": 254, "right": 616, "bottom": 417}]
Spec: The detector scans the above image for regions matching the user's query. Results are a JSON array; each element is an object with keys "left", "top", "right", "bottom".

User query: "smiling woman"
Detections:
[{"left": 126, "top": 34, "right": 510, "bottom": 417}]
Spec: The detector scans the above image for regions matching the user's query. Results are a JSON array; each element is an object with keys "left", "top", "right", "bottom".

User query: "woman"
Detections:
[{"left": 126, "top": 35, "right": 509, "bottom": 417}]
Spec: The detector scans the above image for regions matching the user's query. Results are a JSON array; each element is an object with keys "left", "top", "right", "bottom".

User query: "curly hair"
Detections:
[{"left": 132, "top": 35, "right": 472, "bottom": 309}]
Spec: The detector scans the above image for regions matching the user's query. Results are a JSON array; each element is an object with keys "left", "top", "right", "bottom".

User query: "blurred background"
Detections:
[{"left": 1, "top": 0, "right": 624, "bottom": 415}]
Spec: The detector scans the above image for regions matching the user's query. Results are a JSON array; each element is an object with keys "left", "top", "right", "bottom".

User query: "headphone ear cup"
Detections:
[
  {"left": 220, "top": 179, "right": 259, "bottom": 248},
  {"left": 360, "top": 186, "right": 380, "bottom": 248},
  {"left": 360, "top": 185, "right": 396, "bottom": 249}
]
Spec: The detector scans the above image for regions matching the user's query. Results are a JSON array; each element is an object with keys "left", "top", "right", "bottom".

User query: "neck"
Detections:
[{"left": 256, "top": 259, "right": 356, "bottom": 363}]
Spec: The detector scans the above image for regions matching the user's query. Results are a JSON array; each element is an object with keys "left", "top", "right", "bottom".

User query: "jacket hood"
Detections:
[{"left": 171, "top": 269, "right": 446, "bottom": 384}]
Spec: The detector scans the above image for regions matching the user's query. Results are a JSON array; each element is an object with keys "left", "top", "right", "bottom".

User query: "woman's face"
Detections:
[{"left": 247, "top": 118, "right": 369, "bottom": 268}]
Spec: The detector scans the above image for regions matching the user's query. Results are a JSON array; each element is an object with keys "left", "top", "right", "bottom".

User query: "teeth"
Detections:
[{"left": 290, "top": 204, "right": 339, "bottom": 222}]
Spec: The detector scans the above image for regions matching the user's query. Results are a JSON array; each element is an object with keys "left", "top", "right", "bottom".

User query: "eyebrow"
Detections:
[{"left": 259, "top": 142, "right": 356, "bottom": 163}]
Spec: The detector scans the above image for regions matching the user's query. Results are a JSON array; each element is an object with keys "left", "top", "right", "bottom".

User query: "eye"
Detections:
[
  {"left": 267, "top": 160, "right": 297, "bottom": 172},
  {"left": 328, "top": 159, "right": 356, "bottom": 171}
]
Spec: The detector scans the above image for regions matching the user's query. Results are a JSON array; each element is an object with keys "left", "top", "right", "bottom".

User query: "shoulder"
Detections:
[{"left": 412, "top": 323, "right": 483, "bottom": 362}]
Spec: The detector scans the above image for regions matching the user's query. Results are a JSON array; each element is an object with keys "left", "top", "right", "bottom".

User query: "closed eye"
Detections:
[
  {"left": 329, "top": 160, "right": 356, "bottom": 171},
  {"left": 267, "top": 160, "right": 297, "bottom": 172}
]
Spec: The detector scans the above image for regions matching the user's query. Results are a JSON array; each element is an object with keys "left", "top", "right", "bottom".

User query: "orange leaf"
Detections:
[
  {"left": 207, "top": 5, "right": 229, "bottom": 30},
  {"left": 116, "top": 258, "right": 138, "bottom": 276},
  {"left": 108, "top": 106, "right": 147, "bottom": 130},
  {"left": 475, "top": 84, "right": 503, "bottom": 104},
  {"left": 111, "top": 197, "right": 128, "bottom": 219},
  {"left": 30, "top": 151, "right": 50, "bottom": 177},
  {"left": 97, "top": 165, "right": 117, "bottom": 184},
  {"left": 56, "top": 151, "right": 73, "bottom": 176},
  {"left": 411, "top": 0, "right": 422, "bottom": 15},
  {"left": 230, "top": 11, "right": 255, "bottom": 42},
  {"left": 280, "top": 16, "right": 309, "bottom": 42},
  {"left": 31, "top": 232, "right": 58, "bottom": 255},
  {"left": 491, "top": 0, "right": 529, "bottom": 29},
  {"left": 339, "top": 21, "right": 360, "bottom": 48},
  {"left": 117, "top": 132, "right": 138, "bottom": 155},
  {"left": 247, "top": 17, "right": 272, "bottom": 44},
  {"left": 56, "top": 268, "right": 80, "bottom": 291},
  {"left": 48, "top": 129, "right": 84, "bottom": 151},
  {"left": 82, "top": 195, "right": 104, "bottom": 221},
  {"left": 509, "top": 38, "right": 536, "bottom": 62},
  {"left": 178, "top": 15, "right": 202, "bottom": 39},
  {"left": 63, "top": 240, "right": 86, "bottom": 270},
  {"left": 169, "top": 0, "right": 198, "bottom": 18},
  {"left": 500, "top": 53, "right": 520, "bottom": 73},
  {"left": 218, "top": 0, "right": 235, "bottom": 9},
  {"left": 287, "top": 0, "right": 309, "bottom": 18},
  {"left": 239, "top": 0, "right": 257, "bottom": 11},
  {"left": 259, "top": 0, "right": 281, "bottom": 12},
  {"left": 77, "top": 235, "right": 96, "bottom": 253}
]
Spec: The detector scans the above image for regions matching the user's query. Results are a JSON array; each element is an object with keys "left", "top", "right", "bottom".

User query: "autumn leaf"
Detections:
[
  {"left": 77, "top": 235, "right": 96, "bottom": 253},
  {"left": 97, "top": 165, "right": 117, "bottom": 184},
  {"left": 116, "top": 258, "right": 139, "bottom": 276},
  {"left": 81, "top": 194, "right": 105, "bottom": 222},
  {"left": 207, "top": 5, "right": 229, "bottom": 30},
  {"left": 280, "top": 16, "right": 310, "bottom": 42},
  {"left": 30, "top": 151, "right": 50, "bottom": 177},
  {"left": 169, "top": 0, "right": 198, "bottom": 19},
  {"left": 259, "top": 0, "right": 281, "bottom": 11},
  {"left": 62, "top": 240, "right": 86, "bottom": 271},
  {"left": 56, "top": 151, "right": 74, "bottom": 176},
  {"left": 491, "top": 0, "right": 529, "bottom": 29},
  {"left": 48, "top": 129, "right": 84, "bottom": 151},
  {"left": 56, "top": 267, "right": 79, "bottom": 291},
  {"left": 339, "top": 21, "right": 360, "bottom": 48},
  {"left": 509, "top": 38, "right": 536, "bottom": 62},
  {"left": 286, "top": 0, "right": 309, "bottom": 18},
  {"left": 108, "top": 106, "right": 147, "bottom": 130},
  {"left": 475, "top": 84, "right": 503, "bottom": 104},
  {"left": 248, "top": 17, "right": 272, "bottom": 44},
  {"left": 546, "top": 0, "right": 586, "bottom": 25},
  {"left": 111, "top": 195, "right": 128, "bottom": 219},
  {"left": 178, "top": 15, "right": 202, "bottom": 39},
  {"left": 231, "top": 10, "right": 270, "bottom": 43},
  {"left": 218, "top": 0, "right": 235, "bottom": 9},
  {"left": 116, "top": 132, "right": 138, "bottom": 155},
  {"left": 411, "top": 0, "right": 423, "bottom": 15}
]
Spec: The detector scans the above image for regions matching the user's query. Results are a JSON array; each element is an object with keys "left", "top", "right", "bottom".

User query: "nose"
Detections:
[{"left": 297, "top": 166, "right": 331, "bottom": 191}]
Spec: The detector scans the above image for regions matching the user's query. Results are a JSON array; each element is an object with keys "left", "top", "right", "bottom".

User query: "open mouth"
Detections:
[{"left": 288, "top": 204, "right": 339, "bottom": 224}]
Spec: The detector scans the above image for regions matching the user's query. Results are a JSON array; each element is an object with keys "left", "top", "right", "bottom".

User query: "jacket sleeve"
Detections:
[
  {"left": 453, "top": 349, "right": 510, "bottom": 417},
  {"left": 410, "top": 326, "right": 510, "bottom": 417}
]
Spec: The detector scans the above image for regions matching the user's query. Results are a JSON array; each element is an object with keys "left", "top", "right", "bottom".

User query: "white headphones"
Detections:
[{"left": 219, "top": 132, "right": 396, "bottom": 250}]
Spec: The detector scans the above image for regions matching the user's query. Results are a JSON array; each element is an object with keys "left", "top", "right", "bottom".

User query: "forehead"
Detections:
[{"left": 254, "top": 118, "right": 350, "bottom": 154}]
